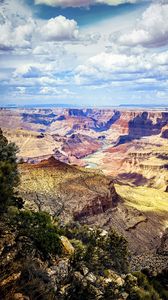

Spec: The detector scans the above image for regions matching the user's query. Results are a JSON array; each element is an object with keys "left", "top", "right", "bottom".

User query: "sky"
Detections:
[{"left": 0, "top": 0, "right": 168, "bottom": 107}]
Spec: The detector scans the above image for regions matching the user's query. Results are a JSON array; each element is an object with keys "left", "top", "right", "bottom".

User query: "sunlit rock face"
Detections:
[{"left": 19, "top": 156, "right": 119, "bottom": 221}]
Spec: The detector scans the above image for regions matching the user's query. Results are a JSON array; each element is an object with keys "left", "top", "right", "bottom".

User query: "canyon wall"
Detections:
[{"left": 1, "top": 108, "right": 168, "bottom": 190}]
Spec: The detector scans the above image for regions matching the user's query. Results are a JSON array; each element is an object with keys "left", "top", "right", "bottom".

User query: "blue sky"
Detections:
[{"left": 0, "top": 0, "right": 168, "bottom": 106}]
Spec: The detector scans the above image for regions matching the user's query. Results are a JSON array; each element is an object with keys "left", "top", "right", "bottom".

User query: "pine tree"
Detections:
[{"left": 0, "top": 129, "right": 21, "bottom": 211}]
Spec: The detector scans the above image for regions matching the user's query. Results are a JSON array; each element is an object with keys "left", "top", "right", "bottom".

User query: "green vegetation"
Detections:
[
  {"left": 125, "top": 272, "right": 161, "bottom": 300},
  {"left": 11, "top": 210, "right": 62, "bottom": 257},
  {"left": 0, "top": 128, "right": 22, "bottom": 212},
  {"left": 0, "top": 129, "right": 168, "bottom": 300},
  {"left": 65, "top": 223, "right": 129, "bottom": 274},
  {"left": 115, "top": 184, "right": 168, "bottom": 214}
]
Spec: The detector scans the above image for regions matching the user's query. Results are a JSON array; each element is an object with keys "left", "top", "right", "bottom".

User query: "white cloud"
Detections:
[
  {"left": 0, "top": 0, "right": 101, "bottom": 53},
  {"left": 117, "top": 3, "right": 168, "bottom": 47},
  {"left": 39, "top": 16, "right": 79, "bottom": 41},
  {"left": 16, "top": 86, "right": 26, "bottom": 94},
  {"left": 40, "top": 86, "right": 74, "bottom": 95},
  {"left": 74, "top": 49, "right": 168, "bottom": 86},
  {"left": 135, "top": 78, "right": 158, "bottom": 84},
  {"left": 0, "top": 10, "right": 98, "bottom": 52},
  {"left": 0, "top": 14, "right": 79, "bottom": 51},
  {"left": 0, "top": 0, "right": 32, "bottom": 22},
  {"left": 35, "top": 0, "right": 143, "bottom": 8},
  {"left": 77, "top": 51, "right": 150, "bottom": 74},
  {"left": 1, "top": 0, "right": 168, "bottom": 105},
  {"left": 32, "top": 44, "right": 66, "bottom": 55},
  {"left": 0, "top": 18, "right": 35, "bottom": 50},
  {"left": 13, "top": 65, "right": 41, "bottom": 78},
  {"left": 37, "top": 76, "right": 63, "bottom": 85},
  {"left": 156, "top": 91, "right": 167, "bottom": 98},
  {"left": 0, "top": 0, "right": 35, "bottom": 50},
  {"left": 40, "top": 86, "right": 59, "bottom": 94}
]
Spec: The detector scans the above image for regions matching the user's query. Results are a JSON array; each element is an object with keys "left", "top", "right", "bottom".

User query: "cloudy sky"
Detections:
[{"left": 0, "top": 0, "right": 168, "bottom": 107}]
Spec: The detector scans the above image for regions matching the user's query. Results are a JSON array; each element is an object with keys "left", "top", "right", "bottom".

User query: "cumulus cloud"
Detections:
[
  {"left": 0, "top": 0, "right": 102, "bottom": 52},
  {"left": 116, "top": 3, "right": 168, "bottom": 47},
  {"left": 40, "top": 86, "right": 74, "bottom": 96},
  {"left": 13, "top": 65, "right": 41, "bottom": 78},
  {"left": 74, "top": 49, "right": 168, "bottom": 85},
  {"left": 0, "top": 10, "right": 98, "bottom": 52},
  {"left": 0, "top": 14, "right": 80, "bottom": 51},
  {"left": 1, "top": 0, "right": 168, "bottom": 104},
  {"left": 39, "top": 16, "right": 79, "bottom": 41},
  {"left": 76, "top": 52, "right": 149, "bottom": 75},
  {"left": 37, "top": 76, "right": 64, "bottom": 85},
  {"left": 35, "top": 0, "right": 142, "bottom": 8},
  {"left": 0, "top": 0, "right": 36, "bottom": 51},
  {"left": 40, "top": 86, "right": 60, "bottom": 94},
  {"left": 0, "top": 18, "right": 35, "bottom": 50}
]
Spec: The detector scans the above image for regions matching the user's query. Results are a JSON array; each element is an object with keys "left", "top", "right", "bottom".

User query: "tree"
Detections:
[{"left": 0, "top": 129, "right": 21, "bottom": 211}]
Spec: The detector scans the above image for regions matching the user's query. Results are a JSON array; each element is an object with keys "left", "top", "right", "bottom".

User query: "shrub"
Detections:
[{"left": 13, "top": 211, "right": 62, "bottom": 257}]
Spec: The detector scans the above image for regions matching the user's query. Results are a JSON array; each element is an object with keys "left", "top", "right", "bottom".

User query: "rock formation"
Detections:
[
  {"left": 19, "top": 156, "right": 168, "bottom": 257},
  {"left": 19, "top": 157, "right": 119, "bottom": 221}
]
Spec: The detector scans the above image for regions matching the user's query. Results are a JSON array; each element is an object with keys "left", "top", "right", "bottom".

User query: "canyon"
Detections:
[
  {"left": 19, "top": 156, "right": 168, "bottom": 259},
  {"left": 1, "top": 108, "right": 168, "bottom": 190},
  {"left": 1, "top": 107, "right": 168, "bottom": 259}
]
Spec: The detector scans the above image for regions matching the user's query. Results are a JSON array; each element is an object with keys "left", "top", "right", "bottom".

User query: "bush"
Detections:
[
  {"left": 126, "top": 272, "right": 161, "bottom": 300},
  {"left": 13, "top": 211, "right": 62, "bottom": 257},
  {"left": 65, "top": 223, "right": 129, "bottom": 275}
]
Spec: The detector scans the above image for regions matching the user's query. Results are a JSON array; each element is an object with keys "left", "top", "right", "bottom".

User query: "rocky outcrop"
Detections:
[
  {"left": 74, "top": 181, "right": 118, "bottom": 220},
  {"left": 1, "top": 213, "right": 168, "bottom": 300},
  {"left": 19, "top": 157, "right": 168, "bottom": 256},
  {"left": 68, "top": 109, "right": 89, "bottom": 117},
  {"left": 60, "top": 236, "right": 75, "bottom": 255},
  {"left": 157, "top": 228, "right": 168, "bottom": 256},
  {"left": 0, "top": 218, "right": 71, "bottom": 300},
  {"left": 22, "top": 112, "right": 57, "bottom": 126},
  {"left": 117, "top": 111, "right": 168, "bottom": 145},
  {"left": 61, "top": 133, "right": 102, "bottom": 159},
  {"left": 92, "top": 110, "right": 121, "bottom": 132},
  {"left": 130, "top": 253, "right": 168, "bottom": 273},
  {"left": 19, "top": 157, "right": 119, "bottom": 222},
  {"left": 161, "top": 125, "right": 168, "bottom": 139}
]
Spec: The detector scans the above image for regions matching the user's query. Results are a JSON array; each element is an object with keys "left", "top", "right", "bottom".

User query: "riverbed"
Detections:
[{"left": 82, "top": 142, "right": 115, "bottom": 169}]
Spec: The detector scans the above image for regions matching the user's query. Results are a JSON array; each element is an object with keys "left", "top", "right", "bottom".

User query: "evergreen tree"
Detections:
[{"left": 0, "top": 129, "right": 21, "bottom": 211}]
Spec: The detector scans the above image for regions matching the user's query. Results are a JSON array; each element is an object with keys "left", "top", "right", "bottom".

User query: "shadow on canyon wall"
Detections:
[
  {"left": 116, "top": 111, "right": 168, "bottom": 146},
  {"left": 93, "top": 110, "right": 121, "bottom": 132},
  {"left": 116, "top": 172, "right": 149, "bottom": 186}
]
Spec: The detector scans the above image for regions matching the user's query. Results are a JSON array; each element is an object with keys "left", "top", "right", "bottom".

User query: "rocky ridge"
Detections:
[
  {"left": 19, "top": 157, "right": 168, "bottom": 258},
  {"left": 19, "top": 157, "right": 118, "bottom": 221}
]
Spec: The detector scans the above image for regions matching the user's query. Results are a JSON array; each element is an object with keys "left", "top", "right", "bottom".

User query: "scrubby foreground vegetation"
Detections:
[{"left": 0, "top": 129, "right": 168, "bottom": 300}]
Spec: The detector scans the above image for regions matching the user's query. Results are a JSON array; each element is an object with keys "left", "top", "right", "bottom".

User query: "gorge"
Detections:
[
  {"left": 0, "top": 107, "right": 168, "bottom": 259},
  {"left": 1, "top": 107, "right": 168, "bottom": 299}
]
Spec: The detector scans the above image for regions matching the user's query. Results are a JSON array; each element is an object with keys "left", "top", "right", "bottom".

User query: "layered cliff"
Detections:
[
  {"left": 1, "top": 108, "right": 167, "bottom": 191},
  {"left": 1, "top": 108, "right": 168, "bottom": 163},
  {"left": 1, "top": 108, "right": 168, "bottom": 193},
  {"left": 19, "top": 157, "right": 119, "bottom": 221}
]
